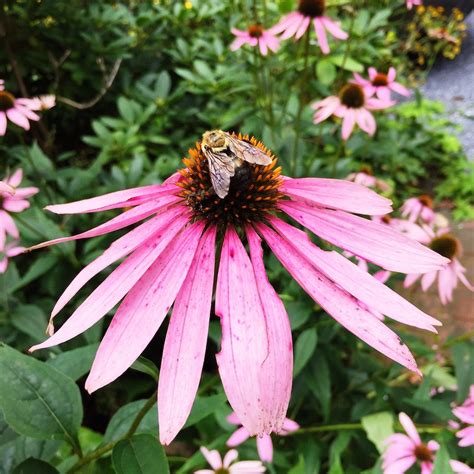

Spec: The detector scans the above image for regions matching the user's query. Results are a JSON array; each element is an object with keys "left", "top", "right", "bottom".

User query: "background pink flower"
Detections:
[
  {"left": 406, "top": 0, "right": 423, "bottom": 10},
  {"left": 312, "top": 83, "right": 394, "bottom": 140},
  {"left": 271, "top": 0, "right": 347, "bottom": 54},
  {"left": 226, "top": 411, "right": 299, "bottom": 462},
  {"left": 0, "top": 241, "right": 25, "bottom": 274},
  {"left": 353, "top": 67, "right": 411, "bottom": 101},
  {"left": 0, "top": 83, "right": 40, "bottom": 134},
  {"left": 346, "top": 170, "right": 390, "bottom": 192},
  {"left": 401, "top": 196, "right": 435, "bottom": 224},
  {"left": 230, "top": 25, "right": 280, "bottom": 56},
  {"left": 196, "top": 447, "right": 265, "bottom": 473},
  {"left": 453, "top": 386, "right": 474, "bottom": 447}
]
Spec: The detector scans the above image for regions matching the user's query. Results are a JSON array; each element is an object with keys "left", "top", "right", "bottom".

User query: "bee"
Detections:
[{"left": 201, "top": 130, "right": 272, "bottom": 199}]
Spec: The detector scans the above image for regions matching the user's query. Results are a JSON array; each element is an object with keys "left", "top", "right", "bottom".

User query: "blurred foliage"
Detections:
[{"left": 0, "top": 0, "right": 473, "bottom": 473}]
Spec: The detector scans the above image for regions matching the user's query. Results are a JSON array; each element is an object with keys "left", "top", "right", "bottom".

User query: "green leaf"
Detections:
[
  {"left": 294, "top": 328, "right": 318, "bottom": 377},
  {"left": 130, "top": 357, "right": 159, "bottom": 381},
  {"left": 288, "top": 455, "right": 305, "bottom": 474},
  {"left": 112, "top": 434, "right": 169, "bottom": 474},
  {"left": 452, "top": 343, "right": 474, "bottom": 402},
  {"left": 12, "top": 458, "right": 59, "bottom": 474},
  {"left": 11, "top": 306, "right": 48, "bottom": 343},
  {"left": 46, "top": 344, "right": 99, "bottom": 382},
  {"left": 432, "top": 444, "right": 455, "bottom": 474},
  {"left": 361, "top": 412, "right": 394, "bottom": 453},
  {"left": 329, "top": 55, "right": 364, "bottom": 73},
  {"left": 10, "top": 255, "right": 58, "bottom": 293},
  {"left": 183, "top": 393, "right": 227, "bottom": 428},
  {"left": 316, "top": 59, "right": 337, "bottom": 86},
  {"left": 307, "top": 353, "right": 331, "bottom": 420},
  {"left": 0, "top": 345, "right": 82, "bottom": 445}
]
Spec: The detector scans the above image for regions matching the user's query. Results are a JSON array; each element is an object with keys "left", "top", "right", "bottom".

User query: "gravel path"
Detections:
[{"left": 421, "top": 12, "right": 474, "bottom": 158}]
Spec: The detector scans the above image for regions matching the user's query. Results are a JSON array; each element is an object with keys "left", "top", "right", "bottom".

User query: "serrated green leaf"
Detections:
[{"left": 112, "top": 434, "right": 169, "bottom": 474}]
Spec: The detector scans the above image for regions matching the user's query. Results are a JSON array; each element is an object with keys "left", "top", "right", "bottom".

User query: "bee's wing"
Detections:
[
  {"left": 205, "top": 149, "right": 235, "bottom": 199},
  {"left": 227, "top": 135, "right": 272, "bottom": 166}
]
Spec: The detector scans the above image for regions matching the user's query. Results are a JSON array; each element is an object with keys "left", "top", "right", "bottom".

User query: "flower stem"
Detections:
[
  {"left": 289, "top": 422, "right": 445, "bottom": 435},
  {"left": 66, "top": 393, "right": 157, "bottom": 473}
]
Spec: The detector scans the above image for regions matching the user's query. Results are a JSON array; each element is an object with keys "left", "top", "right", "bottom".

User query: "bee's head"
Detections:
[{"left": 202, "top": 130, "right": 227, "bottom": 149}]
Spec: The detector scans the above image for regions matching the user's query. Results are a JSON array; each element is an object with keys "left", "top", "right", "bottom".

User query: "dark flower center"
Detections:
[
  {"left": 372, "top": 73, "right": 389, "bottom": 86},
  {"left": 298, "top": 0, "right": 325, "bottom": 17},
  {"left": 339, "top": 84, "right": 365, "bottom": 108},
  {"left": 429, "top": 234, "right": 460, "bottom": 260},
  {"left": 0, "top": 91, "right": 15, "bottom": 112},
  {"left": 248, "top": 24, "right": 264, "bottom": 38},
  {"left": 359, "top": 165, "right": 373, "bottom": 175},
  {"left": 418, "top": 194, "right": 433, "bottom": 208},
  {"left": 381, "top": 215, "right": 392, "bottom": 225},
  {"left": 178, "top": 133, "right": 283, "bottom": 229},
  {"left": 215, "top": 469, "right": 230, "bottom": 474},
  {"left": 414, "top": 444, "right": 433, "bottom": 462}
]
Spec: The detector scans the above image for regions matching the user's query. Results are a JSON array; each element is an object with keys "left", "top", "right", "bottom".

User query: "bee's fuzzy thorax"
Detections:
[{"left": 178, "top": 133, "right": 283, "bottom": 228}]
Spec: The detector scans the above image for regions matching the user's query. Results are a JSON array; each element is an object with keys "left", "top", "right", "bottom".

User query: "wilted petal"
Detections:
[
  {"left": 280, "top": 201, "right": 449, "bottom": 273},
  {"left": 270, "top": 217, "right": 440, "bottom": 332},
  {"left": 258, "top": 224, "right": 420, "bottom": 374},
  {"left": 215, "top": 227, "right": 269, "bottom": 436},
  {"left": 158, "top": 226, "right": 217, "bottom": 445},
  {"left": 30, "top": 216, "right": 188, "bottom": 350},
  {"left": 247, "top": 227, "right": 293, "bottom": 433},
  {"left": 85, "top": 221, "right": 204, "bottom": 392},
  {"left": 281, "top": 177, "right": 392, "bottom": 215}
]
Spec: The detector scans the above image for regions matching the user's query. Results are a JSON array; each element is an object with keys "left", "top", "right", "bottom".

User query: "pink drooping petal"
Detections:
[
  {"left": 7, "top": 169, "right": 23, "bottom": 187},
  {"left": 457, "top": 426, "right": 474, "bottom": 447},
  {"left": 280, "top": 201, "right": 449, "bottom": 273},
  {"left": 399, "top": 412, "right": 422, "bottom": 444},
  {"left": 321, "top": 17, "right": 348, "bottom": 40},
  {"left": 222, "top": 449, "right": 239, "bottom": 468},
  {"left": 281, "top": 418, "right": 300, "bottom": 433},
  {"left": 313, "top": 18, "right": 329, "bottom": 54},
  {"left": 158, "top": 226, "right": 217, "bottom": 445},
  {"left": 438, "top": 265, "right": 455, "bottom": 304},
  {"left": 421, "top": 270, "right": 437, "bottom": 291},
  {"left": 368, "top": 67, "right": 377, "bottom": 81},
  {"left": 215, "top": 227, "right": 270, "bottom": 436},
  {"left": 356, "top": 108, "right": 377, "bottom": 136},
  {"left": 30, "top": 195, "right": 182, "bottom": 251},
  {"left": 45, "top": 183, "right": 177, "bottom": 214},
  {"left": 0, "top": 210, "right": 19, "bottom": 239},
  {"left": 270, "top": 217, "right": 440, "bottom": 332},
  {"left": 6, "top": 108, "right": 30, "bottom": 130},
  {"left": 450, "top": 460, "right": 474, "bottom": 473},
  {"left": 227, "top": 412, "right": 241, "bottom": 425},
  {"left": 230, "top": 37, "right": 249, "bottom": 51},
  {"left": 259, "top": 38, "right": 268, "bottom": 56},
  {"left": 313, "top": 98, "right": 340, "bottom": 123},
  {"left": 384, "top": 455, "right": 416, "bottom": 474},
  {"left": 15, "top": 104, "right": 40, "bottom": 121},
  {"left": 389, "top": 81, "right": 411, "bottom": 97},
  {"left": 200, "top": 447, "right": 223, "bottom": 470},
  {"left": 5, "top": 244, "right": 25, "bottom": 258},
  {"left": 226, "top": 426, "right": 251, "bottom": 447},
  {"left": 376, "top": 87, "right": 392, "bottom": 102},
  {"left": 247, "top": 227, "right": 293, "bottom": 433},
  {"left": 0, "top": 181, "right": 14, "bottom": 195},
  {"left": 256, "top": 434, "right": 273, "bottom": 462},
  {"left": 295, "top": 16, "right": 311, "bottom": 39},
  {"left": 281, "top": 177, "right": 392, "bottom": 216},
  {"left": 404, "top": 273, "right": 422, "bottom": 288},
  {"left": 258, "top": 224, "right": 420, "bottom": 374},
  {"left": 50, "top": 207, "right": 188, "bottom": 319},
  {"left": 85, "top": 221, "right": 204, "bottom": 393},
  {"left": 341, "top": 109, "right": 356, "bottom": 140},
  {"left": 0, "top": 112, "right": 6, "bottom": 135},
  {"left": 280, "top": 14, "right": 305, "bottom": 40},
  {"left": 29, "top": 216, "right": 188, "bottom": 350}
]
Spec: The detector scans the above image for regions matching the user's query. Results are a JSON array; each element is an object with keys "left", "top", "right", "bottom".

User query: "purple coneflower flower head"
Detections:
[
  {"left": 230, "top": 24, "right": 280, "bottom": 56},
  {"left": 346, "top": 167, "right": 390, "bottom": 192},
  {"left": 403, "top": 224, "right": 473, "bottom": 304},
  {"left": 453, "top": 385, "right": 474, "bottom": 447},
  {"left": 406, "top": 0, "right": 423, "bottom": 10},
  {"left": 401, "top": 196, "right": 435, "bottom": 224},
  {"left": 0, "top": 169, "right": 39, "bottom": 249},
  {"left": 29, "top": 132, "right": 447, "bottom": 445},
  {"left": 271, "top": 0, "right": 348, "bottom": 54},
  {"left": 353, "top": 67, "right": 411, "bottom": 102},
  {"left": 383, "top": 413, "right": 473, "bottom": 474},
  {"left": 196, "top": 447, "right": 265, "bottom": 474},
  {"left": 0, "top": 240, "right": 24, "bottom": 274},
  {"left": 0, "top": 82, "right": 41, "bottom": 135},
  {"left": 312, "top": 83, "right": 394, "bottom": 140},
  {"left": 226, "top": 411, "right": 299, "bottom": 462}
]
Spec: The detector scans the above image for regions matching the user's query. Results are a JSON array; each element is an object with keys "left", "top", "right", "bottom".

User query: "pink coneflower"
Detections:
[
  {"left": 0, "top": 83, "right": 40, "bottom": 135},
  {"left": 29, "top": 132, "right": 447, "bottom": 445},
  {"left": 383, "top": 412, "right": 472, "bottom": 474},
  {"left": 0, "top": 181, "right": 14, "bottom": 195},
  {"left": 312, "top": 83, "right": 394, "bottom": 140},
  {"left": 453, "top": 386, "right": 474, "bottom": 447},
  {"left": 406, "top": 0, "right": 423, "bottom": 10},
  {"left": 27, "top": 94, "right": 56, "bottom": 111},
  {"left": 226, "top": 411, "right": 299, "bottom": 462},
  {"left": 353, "top": 67, "right": 411, "bottom": 101},
  {"left": 196, "top": 447, "right": 265, "bottom": 474},
  {"left": 0, "top": 240, "right": 24, "bottom": 274},
  {"left": 271, "top": 0, "right": 348, "bottom": 54},
  {"left": 403, "top": 225, "right": 473, "bottom": 304},
  {"left": 346, "top": 168, "right": 390, "bottom": 192},
  {"left": 401, "top": 196, "right": 435, "bottom": 224},
  {"left": 230, "top": 24, "right": 280, "bottom": 56},
  {"left": 0, "top": 169, "right": 39, "bottom": 249}
]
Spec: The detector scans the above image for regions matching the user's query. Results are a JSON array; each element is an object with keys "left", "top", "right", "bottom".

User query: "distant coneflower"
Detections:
[
  {"left": 353, "top": 67, "right": 411, "bottom": 101},
  {"left": 401, "top": 195, "right": 435, "bottom": 224},
  {"left": 406, "top": 0, "right": 423, "bottom": 10},
  {"left": 271, "top": 0, "right": 348, "bottom": 54},
  {"left": 196, "top": 447, "right": 265, "bottom": 474},
  {"left": 312, "top": 83, "right": 394, "bottom": 140},
  {"left": 0, "top": 81, "right": 40, "bottom": 135},
  {"left": 453, "top": 385, "right": 474, "bottom": 448},
  {"left": 230, "top": 24, "right": 280, "bottom": 55},
  {"left": 30, "top": 132, "right": 446, "bottom": 445}
]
